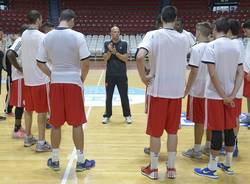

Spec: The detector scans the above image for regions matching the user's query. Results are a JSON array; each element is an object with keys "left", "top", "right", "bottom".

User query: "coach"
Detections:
[{"left": 102, "top": 26, "right": 132, "bottom": 124}]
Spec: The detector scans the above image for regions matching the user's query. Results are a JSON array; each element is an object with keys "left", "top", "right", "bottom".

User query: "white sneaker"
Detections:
[
  {"left": 102, "top": 117, "right": 110, "bottom": 124},
  {"left": 125, "top": 116, "right": 132, "bottom": 124}
]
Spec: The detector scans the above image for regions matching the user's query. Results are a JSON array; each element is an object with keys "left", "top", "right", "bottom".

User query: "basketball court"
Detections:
[{"left": 0, "top": 66, "right": 249, "bottom": 184}]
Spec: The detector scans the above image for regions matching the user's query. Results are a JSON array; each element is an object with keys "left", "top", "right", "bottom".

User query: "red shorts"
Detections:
[
  {"left": 235, "top": 98, "right": 242, "bottom": 117},
  {"left": 49, "top": 83, "right": 86, "bottom": 128},
  {"left": 24, "top": 84, "right": 49, "bottom": 113},
  {"left": 9, "top": 79, "right": 25, "bottom": 107},
  {"left": 243, "top": 72, "right": 250, "bottom": 98},
  {"left": 186, "top": 95, "right": 205, "bottom": 124},
  {"left": 205, "top": 99, "right": 237, "bottom": 131},
  {"left": 147, "top": 96, "right": 182, "bottom": 137}
]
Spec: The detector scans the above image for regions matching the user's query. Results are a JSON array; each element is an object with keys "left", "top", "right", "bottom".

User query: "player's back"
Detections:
[
  {"left": 43, "top": 28, "right": 86, "bottom": 73},
  {"left": 205, "top": 37, "right": 241, "bottom": 98},
  {"left": 148, "top": 28, "right": 189, "bottom": 98},
  {"left": 21, "top": 29, "right": 49, "bottom": 86},
  {"left": 189, "top": 42, "right": 208, "bottom": 98}
]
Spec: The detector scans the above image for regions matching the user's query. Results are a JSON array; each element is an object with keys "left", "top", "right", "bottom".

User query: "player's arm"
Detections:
[
  {"left": 207, "top": 63, "right": 233, "bottom": 106},
  {"left": 184, "top": 66, "right": 198, "bottom": 97},
  {"left": 136, "top": 48, "right": 150, "bottom": 86},
  {"left": 37, "top": 61, "right": 51, "bottom": 77},
  {"left": 207, "top": 63, "right": 226, "bottom": 98},
  {"left": 80, "top": 58, "right": 90, "bottom": 83},
  {"left": 231, "top": 64, "right": 244, "bottom": 98},
  {"left": 6, "top": 50, "right": 22, "bottom": 73}
]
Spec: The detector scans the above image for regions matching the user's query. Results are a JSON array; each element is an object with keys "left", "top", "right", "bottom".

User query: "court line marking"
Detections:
[{"left": 61, "top": 70, "right": 104, "bottom": 184}]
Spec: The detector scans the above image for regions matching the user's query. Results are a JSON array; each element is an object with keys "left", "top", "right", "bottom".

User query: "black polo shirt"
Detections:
[{"left": 104, "top": 40, "right": 127, "bottom": 77}]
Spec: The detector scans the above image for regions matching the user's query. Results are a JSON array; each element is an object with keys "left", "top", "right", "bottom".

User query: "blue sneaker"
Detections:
[
  {"left": 194, "top": 167, "right": 218, "bottom": 179},
  {"left": 47, "top": 158, "right": 60, "bottom": 171},
  {"left": 217, "top": 163, "right": 234, "bottom": 175},
  {"left": 76, "top": 159, "right": 95, "bottom": 172}
]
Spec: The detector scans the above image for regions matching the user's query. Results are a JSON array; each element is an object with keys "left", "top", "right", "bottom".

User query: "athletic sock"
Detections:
[
  {"left": 194, "top": 144, "right": 201, "bottom": 152},
  {"left": 52, "top": 148, "right": 59, "bottom": 162},
  {"left": 224, "top": 152, "right": 233, "bottom": 167},
  {"left": 76, "top": 150, "right": 85, "bottom": 163},
  {"left": 167, "top": 152, "right": 176, "bottom": 168},
  {"left": 150, "top": 151, "right": 159, "bottom": 169},
  {"left": 208, "top": 154, "right": 218, "bottom": 171}
]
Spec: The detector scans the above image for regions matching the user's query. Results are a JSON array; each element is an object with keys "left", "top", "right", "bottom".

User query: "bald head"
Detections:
[{"left": 110, "top": 26, "right": 120, "bottom": 42}]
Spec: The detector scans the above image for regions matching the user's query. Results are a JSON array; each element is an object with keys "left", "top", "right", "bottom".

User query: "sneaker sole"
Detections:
[
  {"left": 222, "top": 170, "right": 234, "bottom": 175},
  {"left": 218, "top": 167, "right": 234, "bottom": 175},
  {"left": 36, "top": 149, "right": 52, "bottom": 152},
  {"left": 76, "top": 166, "right": 95, "bottom": 172},
  {"left": 141, "top": 171, "right": 158, "bottom": 180},
  {"left": 194, "top": 171, "right": 218, "bottom": 179},
  {"left": 48, "top": 166, "right": 60, "bottom": 171},
  {"left": 182, "top": 152, "right": 202, "bottom": 159},
  {"left": 24, "top": 143, "right": 36, "bottom": 147}
]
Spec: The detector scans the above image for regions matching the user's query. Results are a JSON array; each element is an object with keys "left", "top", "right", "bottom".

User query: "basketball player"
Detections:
[
  {"left": 175, "top": 18, "right": 196, "bottom": 49},
  {"left": 136, "top": 6, "right": 189, "bottom": 179},
  {"left": 194, "top": 17, "right": 243, "bottom": 179},
  {"left": 227, "top": 19, "right": 245, "bottom": 157},
  {"left": 21, "top": 10, "right": 51, "bottom": 151},
  {"left": 241, "top": 20, "right": 250, "bottom": 128},
  {"left": 37, "top": 9, "right": 95, "bottom": 171},
  {"left": 142, "top": 14, "right": 162, "bottom": 155},
  {"left": 6, "top": 24, "right": 29, "bottom": 138},
  {"left": 182, "top": 22, "right": 212, "bottom": 159},
  {"left": 41, "top": 21, "right": 54, "bottom": 34}
]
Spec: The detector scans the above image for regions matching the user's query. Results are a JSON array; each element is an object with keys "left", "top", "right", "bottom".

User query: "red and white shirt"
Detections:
[{"left": 139, "top": 28, "right": 189, "bottom": 98}]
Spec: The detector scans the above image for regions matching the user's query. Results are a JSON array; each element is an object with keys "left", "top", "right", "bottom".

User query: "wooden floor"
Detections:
[{"left": 0, "top": 69, "right": 250, "bottom": 184}]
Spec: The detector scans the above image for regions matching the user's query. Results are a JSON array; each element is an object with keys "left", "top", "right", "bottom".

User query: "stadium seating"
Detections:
[
  {"left": 172, "top": 0, "right": 250, "bottom": 34},
  {"left": 0, "top": 0, "right": 48, "bottom": 34},
  {"left": 59, "top": 0, "right": 160, "bottom": 35}
]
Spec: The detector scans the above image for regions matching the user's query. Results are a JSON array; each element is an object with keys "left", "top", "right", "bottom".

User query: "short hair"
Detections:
[
  {"left": 155, "top": 14, "right": 162, "bottom": 29},
  {"left": 27, "top": 10, "right": 41, "bottom": 24},
  {"left": 196, "top": 22, "right": 212, "bottom": 37},
  {"left": 214, "top": 17, "right": 230, "bottom": 34},
  {"left": 243, "top": 20, "right": 250, "bottom": 29},
  {"left": 161, "top": 6, "right": 177, "bottom": 23},
  {"left": 176, "top": 18, "right": 184, "bottom": 25},
  {"left": 41, "top": 21, "right": 54, "bottom": 29},
  {"left": 20, "top": 24, "right": 29, "bottom": 34},
  {"left": 228, "top": 19, "right": 241, "bottom": 36},
  {"left": 60, "top": 9, "right": 76, "bottom": 21}
]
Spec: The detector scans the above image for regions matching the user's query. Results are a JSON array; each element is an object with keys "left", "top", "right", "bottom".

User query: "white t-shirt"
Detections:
[
  {"left": 232, "top": 38, "right": 245, "bottom": 98},
  {"left": 182, "top": 29, "right": 196, "bottom": 50},
  {"left": 9, "top": 37, "right": 23, "bottom": 81},
  {"left": 188, "top": 42, "right": 208, "bottom": 98},
  {"left": 244, "top": 38, "right": 250, "bottom": 73},
  {"left": 202, "top": 37, "right": 242, "bottom": 99},
  {"left": 138, "top": 31, "right": 154, "bottom": 71},
  {"left": 21, "top": 29, "right": 49, "bottom": 86},
  {"left": 138, "top": 28, "right": 189, "bottom": 98},
  {"left": 36, "top": 28, "right": 90, "bottom": 87}
]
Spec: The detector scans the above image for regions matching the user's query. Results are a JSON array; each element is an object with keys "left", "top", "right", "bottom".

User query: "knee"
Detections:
[
  {"left": 211, "top": 130, "right": 223, "bottom": 151},
  {"left": 224, "top": 129, "right": 235, "bottom": 147}
]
